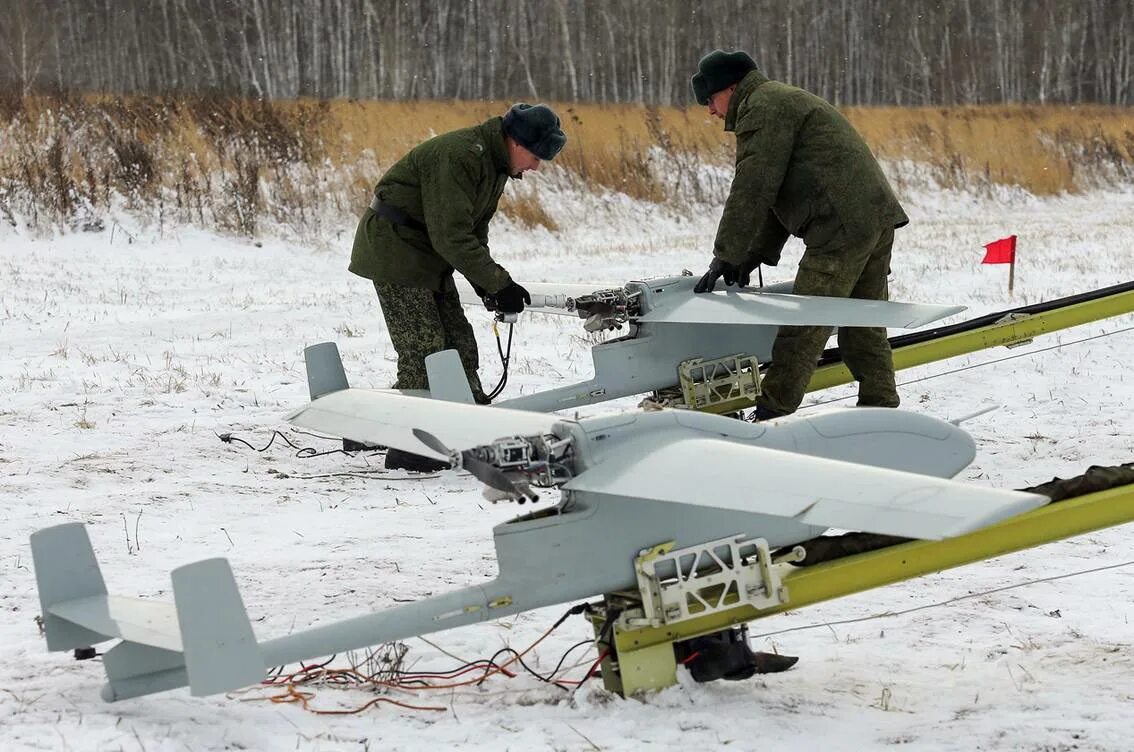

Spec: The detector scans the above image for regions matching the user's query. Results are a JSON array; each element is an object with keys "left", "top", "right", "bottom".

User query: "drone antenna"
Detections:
[{"left": 949, "top": 404, "right": 1003, "bottom": 425}]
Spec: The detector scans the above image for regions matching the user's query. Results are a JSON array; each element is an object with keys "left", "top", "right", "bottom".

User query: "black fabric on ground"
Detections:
[{"left": 1017, "top": 461, "right": 1134, "bottom": 502}]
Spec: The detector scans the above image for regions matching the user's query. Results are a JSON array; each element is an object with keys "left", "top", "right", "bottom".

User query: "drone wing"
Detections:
[
  {"left": 636, "top": 290, "right": 965, "bottom": 329},
  {"left": 286, "top": 389, "right": 562, "bottom": 459},
  {"left": 563, "top": 437, "right": 1046, "bottom": 540}
]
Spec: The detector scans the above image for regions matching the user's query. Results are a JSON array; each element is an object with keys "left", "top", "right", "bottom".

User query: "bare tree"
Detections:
[
  {"left": 0, "top": 2, "right": 56, "bottom": 95},
  {"left": 11, "top": 0, "right": 1133, "bottom": 106}
]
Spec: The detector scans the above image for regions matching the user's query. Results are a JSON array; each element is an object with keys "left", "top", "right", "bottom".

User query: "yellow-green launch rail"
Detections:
[
  {"left": 594, "top": 481, "right": 1134, "bottom": 695},
  {"left": 807, "top": 280, "right": 1134, "bottom": 393}
]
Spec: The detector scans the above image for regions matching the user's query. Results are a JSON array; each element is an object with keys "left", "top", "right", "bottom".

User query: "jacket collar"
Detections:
[
  {"left": 481, "top": 117, "right": 512, "bottom": 174},
  {"left": 724, "top": 69, "right": 771, "bottom": 132}
]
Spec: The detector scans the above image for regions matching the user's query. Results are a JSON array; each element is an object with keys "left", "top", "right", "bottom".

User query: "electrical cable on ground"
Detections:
[
  {"left": 217, "top": 429, "right": 370, "bottom": 458},
  {"left": 252, "top": 602, "right": 599, "bottom": 714}
]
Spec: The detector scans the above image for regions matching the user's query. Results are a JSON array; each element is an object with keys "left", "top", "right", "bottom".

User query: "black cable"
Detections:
[
  {"left": 543, "top": 640, "right": 596, "bottom": 680},
  {"left": 387, "top": 657, "right": 516, "bottom": 682},
  {"left": 486, "top": 322, "right": 514, "bottom": 401},
  {"left": 481, "top": 646, "right": 571, "bottom": 690},
  {"left": 216, "top": 430, "right": 376, "bottom": 459},
  {"left": 569, "top": 604, "right": 619, "bottom": 692},
  {"left": 471, "top": 602, "right": 592, "bottom": 689}
]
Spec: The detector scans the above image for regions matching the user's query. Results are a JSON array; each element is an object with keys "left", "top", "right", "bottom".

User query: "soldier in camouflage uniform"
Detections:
[
  {"left": 690, "top": 50, "right": 909, "bottom": 420},
  {"left": 350, "top": 104, "right": 566, "bottom": 469}
]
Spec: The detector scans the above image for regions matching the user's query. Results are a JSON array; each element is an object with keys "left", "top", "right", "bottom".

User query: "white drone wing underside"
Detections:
[
  {"left": 286, "top": 389, "right": 562, "bottom": 459},
  {"left": 637, "top": 290, "right": 966, "bottom": 328},
  {"left": 564, "top": 437, "right": 1046, "bottom": 540}
]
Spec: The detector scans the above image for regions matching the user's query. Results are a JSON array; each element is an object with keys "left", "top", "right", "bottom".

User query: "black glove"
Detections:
[
  {"left": 693, "top": 258, "right": 741, "bottom": 293},
  {"left": 494, "top": 281, "right": 532, "bottom": 313},
  {"left": 736, "top": 260, "right": 759, "bottom": 288}
]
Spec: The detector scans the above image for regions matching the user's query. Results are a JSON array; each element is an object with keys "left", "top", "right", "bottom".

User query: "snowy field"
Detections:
[{"left": 2, "top": 181, "right": 1133, "bottom": 751}]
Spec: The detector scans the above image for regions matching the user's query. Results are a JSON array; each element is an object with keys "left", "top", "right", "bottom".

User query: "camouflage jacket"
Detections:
[
  {"left": 349, "top": 117, "right": 513, "bottom": 293},
  {"left": 714, "top": 70, "right": 909, "bottom": 267}
]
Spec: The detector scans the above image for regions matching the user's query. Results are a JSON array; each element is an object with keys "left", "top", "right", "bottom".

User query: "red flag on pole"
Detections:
[{"left": 982, "top": 235, "right": 1017, "bottom": 264}]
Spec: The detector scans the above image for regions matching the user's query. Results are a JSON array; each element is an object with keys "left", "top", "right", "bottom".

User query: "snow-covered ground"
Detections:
[{"left": 2, "top": 181, "right": 1133, "bottom": 751}]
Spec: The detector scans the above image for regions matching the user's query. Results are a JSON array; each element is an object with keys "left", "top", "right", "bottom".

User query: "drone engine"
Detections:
[
  {"left": 566, "top": 288, "right": 639, "bottom": 332},
  {"left": 462, "top": 433, "right": 574, "bottom": 503}
]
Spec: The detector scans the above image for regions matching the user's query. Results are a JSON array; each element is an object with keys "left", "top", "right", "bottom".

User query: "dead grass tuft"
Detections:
[{"left": 499, "top": 190, "right": 559, "bottom": 232}]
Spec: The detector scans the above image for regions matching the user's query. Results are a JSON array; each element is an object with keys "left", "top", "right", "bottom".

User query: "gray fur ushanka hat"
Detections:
[
  {"left": 503, "top": 103, "right": 567, "bottom": 160},
  {"left": 690, "top": 50, "right": 758, "bottom": 105}
]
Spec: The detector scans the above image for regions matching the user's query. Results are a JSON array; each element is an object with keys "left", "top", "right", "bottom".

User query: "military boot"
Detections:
[
  {"left": 747, "top": 404, "right": 788, "bottom": 422},
  {"left": 343, "top": 438, "right": 383, "bottom": 453},
  {"left": 675, "top": 626, "right": 798, "bottom": 682},
  {"left": 384, "top": 448, "right": 449, "bottom": 473}
]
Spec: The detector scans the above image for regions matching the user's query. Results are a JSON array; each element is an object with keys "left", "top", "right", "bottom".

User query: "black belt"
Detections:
[{"left": 370, "top": 197, "right": 427, "bottom": 233}]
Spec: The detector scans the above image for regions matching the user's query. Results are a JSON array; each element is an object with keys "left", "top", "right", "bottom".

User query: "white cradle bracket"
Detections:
[{"left": 627, "top": 535, "right": 790, "bottom": 628}]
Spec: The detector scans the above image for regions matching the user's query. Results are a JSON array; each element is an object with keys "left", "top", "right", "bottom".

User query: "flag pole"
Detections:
[{"left": 1007, "top": 234, "right": 1017, "bottom": 294}]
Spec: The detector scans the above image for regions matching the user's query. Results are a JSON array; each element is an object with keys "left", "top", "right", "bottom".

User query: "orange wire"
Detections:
[{"left": 261, "top": 617, "right": 595, "bottom": 713}]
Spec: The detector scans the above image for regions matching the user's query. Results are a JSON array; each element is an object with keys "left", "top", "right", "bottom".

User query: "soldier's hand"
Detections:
[
  {"left": 495, "top": 281, "right": 532, "bottom": 314},
  {"left": 736, "top": 260, "right": 759, "bottom": 288},
  {"left": 693, "top": 258, "right": 740, "bottom": 293}
]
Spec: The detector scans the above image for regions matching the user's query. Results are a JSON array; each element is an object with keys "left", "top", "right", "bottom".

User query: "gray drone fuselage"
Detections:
[
  {"left": 497, "top": 276, "right": 787, "bottom": 411},
  {"left": 255, "top": 404, "right": 1011, "bottom": 666},
  {"left": 473, "top": 274, "right": 963, "bottom": 412}
]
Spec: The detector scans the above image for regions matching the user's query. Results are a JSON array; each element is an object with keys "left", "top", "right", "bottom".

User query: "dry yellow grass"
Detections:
[
  {"left": 320, "top": 99, "right": 1134, "bottom": 197},
  {"left": 846, "top": 105, "right": 1134, "bottom": 194},
  {"left": 321, "top": 98, "right": 727, "bottom": 203},
  {"left": 499, "top": 191, "right": 559, "bottom": 232},
  {"left": 2, "top": 95, "right": 1131, "bottom": 237}
]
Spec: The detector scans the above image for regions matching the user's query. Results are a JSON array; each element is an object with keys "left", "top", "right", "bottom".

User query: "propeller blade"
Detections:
[
  {"left": 412, "top": 428, "right": 523, "bottom": 497},
  {"left": 459, "top": 451, "right": 523, "bottom": 495},
  {"left": 411, "top": 428, "right": 453, "bottom": 459}
]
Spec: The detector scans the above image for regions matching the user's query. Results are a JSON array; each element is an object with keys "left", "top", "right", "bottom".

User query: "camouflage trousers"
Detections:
[
  {"left": 373, "top": 281, "right": 491, "bottom": 404},
  {"left": 757, "top": 227, "right": 899, "bottom": 416}
]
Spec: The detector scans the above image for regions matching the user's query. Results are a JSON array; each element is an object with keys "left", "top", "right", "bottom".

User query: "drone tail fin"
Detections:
[
  {"left": 304, "top": 341, "right": 350, "bottom": 400},
  {"left": 31, "top": 524, "right": 266, "bottom": 702},
  {"left": 172, "top": 558, "right": 264, "bottom": 697},
  {"left": 425, "top": 349, "right": 476, "bottom": 404},
  {"left": 30, "top": 522, "right": 112, "bottom": 651}
]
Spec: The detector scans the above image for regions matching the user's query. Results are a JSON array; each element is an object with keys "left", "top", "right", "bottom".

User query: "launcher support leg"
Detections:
[
  {"left": 588, "top": 595, "right": 679, "bottom": 696},
  {"left": 586, "top": 483, "right": 1134, "bottom": 696}
]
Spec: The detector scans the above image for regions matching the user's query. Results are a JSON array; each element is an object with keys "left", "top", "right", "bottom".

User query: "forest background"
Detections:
[{"left": 1, "top": 0, "right": 1132, "bottom": 239}]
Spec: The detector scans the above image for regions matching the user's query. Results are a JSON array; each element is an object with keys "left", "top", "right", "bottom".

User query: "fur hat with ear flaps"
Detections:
[
  {"left": 690, "top": 50, "right": 758, "bottom": 105},
  {"left": 503, "top": 103, "right": 567, "bottom": 161}
]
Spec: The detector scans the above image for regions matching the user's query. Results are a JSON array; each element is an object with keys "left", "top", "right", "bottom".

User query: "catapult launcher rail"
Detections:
[
  {"left": 803, "top": 280, "right": 1134, "bottom": 397},
  {"left": 588, "top": 480, "right": 1134, "bottom": 696}
]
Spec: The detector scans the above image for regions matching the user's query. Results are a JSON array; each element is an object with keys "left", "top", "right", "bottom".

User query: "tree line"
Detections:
[{"left": 2, "top": 0, "right": 1131, "bottom": 106}]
